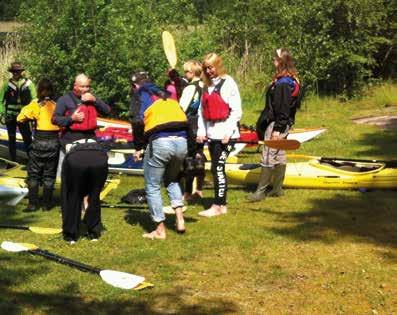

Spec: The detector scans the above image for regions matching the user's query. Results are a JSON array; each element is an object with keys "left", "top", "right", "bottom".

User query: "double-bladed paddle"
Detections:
[
  {"left": 0, "top": 224, "right": 62, "bottom": 234},
  {"left": 1, "top": 241, "right": 151, "bottom": 290}
]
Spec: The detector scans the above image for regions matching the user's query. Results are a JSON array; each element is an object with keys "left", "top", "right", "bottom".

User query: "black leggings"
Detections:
[
  {"left": 61, "top": 149, "right": 108, "bottom": 238},
  {"left": 5, "top": 116, "right": 32, "bottom": 161},
  {"left": 208, "top": 141, "right": 234, "bottom": 205}
]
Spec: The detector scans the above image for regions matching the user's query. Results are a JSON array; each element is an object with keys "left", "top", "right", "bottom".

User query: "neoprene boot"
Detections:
[
  {"left": 246, "top": 167, "right": 273, "bottom": 202},
  {"left": 24, "top": 182, "right": 39, "bottom": 212},
  {"left": 267, "top": 164, "right": 286, "bottom": 197},
  {"left": 42, "top": 186, "right": 54, "bottom": 211}
]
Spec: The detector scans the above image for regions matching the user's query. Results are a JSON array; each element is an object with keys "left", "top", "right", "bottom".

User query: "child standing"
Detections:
[
  {"left": 179, "top": 60, "right": 205, "bottom": 201},
  {"left": 17, "top": 78, "right": 60, "bottom": 212}
]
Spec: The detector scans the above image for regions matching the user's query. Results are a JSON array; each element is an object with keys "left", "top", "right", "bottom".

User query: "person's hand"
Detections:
[
  {"left": 221, "top": 135, "right": 231, "bottom": 144},
  {"left": 81, "top": 92, "right": 96, "bottom": 103},
  {"left": 271, "top": 131, "right": 281, "bottom": 140},
  {"left": 196, "top": 135, "right": 207, "bottom": 144},
  {"left": 133, "top": 149, "right": 144, "bottom": 161},
  {"left": 71, "top": 107, "right": 84, "bottom": 122}
]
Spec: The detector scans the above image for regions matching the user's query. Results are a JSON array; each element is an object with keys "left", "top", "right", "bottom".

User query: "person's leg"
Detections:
[
  {"left": 17, "top": 121, "right": 32, "bottom": 155},
  {"left": 61, "top": 152, "right": 86, "bottom": 242},
  {"left": 5, "top": 117, "right": 17, "bottom": 161},
  {"left": 164, "top": 138, "right": 187, "bottom": 233},
  {"left": 199, "top": 141, "right": 233, "bottom": 217},
  {"left": 24, "top": 147, "right": 42, "bottom": 212},
  {"left": 83, "top": 151, "right": 108, "bottom": 239},
  {"left": 143, "top": 138, "right": 170, "bottom": 239},
  {"left": 42, "top": 152, "right": 59, "bottom": 211}
]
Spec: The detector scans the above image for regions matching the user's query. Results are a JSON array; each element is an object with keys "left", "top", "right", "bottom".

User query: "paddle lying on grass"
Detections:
[
  {"left": 264, "top": 139, "right": 301, "bottom": 150},
  {"left": 162, "top": 31, "right": 177, "bottom": 68},
  {"left": 0, "top": 224, "right": 62, "bottom": 234},
  {"left": 102, "top": 203, "right": 187, "bottom": 214},
  {"left": 288, "top": 154, "right": 397, "bottom": 167},
  {"left": 1, "top": 241, "right": 152, "bottom": 290}
]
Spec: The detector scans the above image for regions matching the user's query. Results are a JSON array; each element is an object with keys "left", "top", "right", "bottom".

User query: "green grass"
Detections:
[{"left": 1, "top": 83, "right": 397, "bottom": 314}]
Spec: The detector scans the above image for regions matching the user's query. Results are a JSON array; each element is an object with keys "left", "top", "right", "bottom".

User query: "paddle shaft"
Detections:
[
  {"left": 29, "top": 249, "right": 101, "bottom": 274},
  {"left": 0, "top": 224, "right": 29, "bottom": 231},
  {"left": 102, "top": 203, "right": 146, "bottom": 209},
  {"left": 289, "top": 154, "right": 397, "bottom": 167}
]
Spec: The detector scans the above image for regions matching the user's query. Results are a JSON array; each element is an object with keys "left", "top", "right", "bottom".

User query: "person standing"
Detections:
[
  {"left": 179, "top": 60, "right": 205, "bottom": 201},
  {"left": 196, "top": 53, "right": 242, "bottom": 217},
  {"left": 247, "top": 48, "right": 300, "bottom": 202},
  {"left": 17, "top": 78, "right": 60, "bottom": 212},
  {"left": 0, "top": 62, "right": 36, "bottom": 161},
  {"left": 130, "top": 71, "right": 187, "bottom": 240},
  {"left": 53, "top": 73, "right": 111, "bottom": 243}
]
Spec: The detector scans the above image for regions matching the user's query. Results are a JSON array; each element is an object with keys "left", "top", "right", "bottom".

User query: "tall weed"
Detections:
[{"left": 0, "top": 34, "right": 21, "bottom": 86}]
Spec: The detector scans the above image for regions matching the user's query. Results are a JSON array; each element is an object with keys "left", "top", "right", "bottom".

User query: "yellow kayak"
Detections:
[
  {"left": 225, "top": 157, "right": 397, "bottom": 189},
  {"left": 0, "top": 158, "right": 119, "bottom": 204}
]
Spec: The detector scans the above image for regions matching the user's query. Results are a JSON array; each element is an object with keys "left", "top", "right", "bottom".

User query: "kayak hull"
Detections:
[{"left": 224, "top": 159, "right": 397, "bottom": 189}]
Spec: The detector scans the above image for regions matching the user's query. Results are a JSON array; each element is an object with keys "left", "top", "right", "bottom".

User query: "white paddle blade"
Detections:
[
  {"left": 1, "top": 241, "right": 30, "bottom": 252},
  {"left": 100, "top": 270, "right": 145, "bottom": 290}
]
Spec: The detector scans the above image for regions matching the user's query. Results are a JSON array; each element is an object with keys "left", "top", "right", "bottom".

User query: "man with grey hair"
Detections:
[{"left": 53, "top": 73, "right": 110, "bottom": 244}]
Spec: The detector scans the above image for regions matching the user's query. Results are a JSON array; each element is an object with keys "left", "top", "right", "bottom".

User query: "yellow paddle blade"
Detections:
[
  {"left": 133, "top": 281, "right": 154, "bottom": 291},
  {"left": 162, "top": 31, "right": 177, "bottom": 68},
  {"left": 100, "top": 179, "right": 120, "bottom": 200},
  {"left": 29, "top": 227, "right": 62, "bottom": 234},
  {"left": 18, "top": 243, "right": 39, "bottom": 250}
]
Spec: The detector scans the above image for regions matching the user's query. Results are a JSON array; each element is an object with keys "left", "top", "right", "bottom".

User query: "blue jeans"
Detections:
[{"left": 144, "top": 137, "right": 187, "bottom": 223}]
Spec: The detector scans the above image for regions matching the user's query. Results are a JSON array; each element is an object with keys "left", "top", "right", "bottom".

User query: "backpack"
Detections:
[
  {"left": 121, "top": 189, "right": 147, "bottom": 204},
  {"left": 201, "top": 79, "right": 230, "bottom": 122},
  {"left": 185, "top": 80, "right": 203, "bottom": 118}
]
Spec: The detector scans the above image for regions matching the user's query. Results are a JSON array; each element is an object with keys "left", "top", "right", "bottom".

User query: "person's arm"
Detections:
[
  {"left": 130, "top": 92, "right": 145, "bottom": 151},
  {"left": 179, "top": 84, "right": 196, "bottom": 112},
  {"left": 52, "top": 96, "right": 73, "bottom": 127},
  {"left": 222, "top": 77, "right": 242, "bottom": 138},
  {"left": 28, "top": 80, "right": 37, "bottom": 99},
  {"left": 17, "top": 100, "right": 39, "bottom": 123},
  {"left": 272, "top": 83, "right": 292, "bottom": 133},
  {"left": 196, "top": 101, "right": 207, "bottom": 142},
  {"left": 93, "top": 96, "right": 111, "bottom": 115},
  {"left": 0, "top": 83, "right": 7, "bottom": 115}
]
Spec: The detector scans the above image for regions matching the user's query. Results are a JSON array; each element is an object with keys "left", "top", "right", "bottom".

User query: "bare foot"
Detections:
[
  {"left": 198, "top": 204, "right": 227, "bottom": 217},
  {"left": 142, "top": 222, "right": 166, "bottom": 240},
  {"left": 174, "top": 207, "right": 186, "bottom": 233}
]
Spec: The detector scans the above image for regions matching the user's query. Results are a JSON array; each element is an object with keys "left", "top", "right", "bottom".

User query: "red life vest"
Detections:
[
  {"left": 69, "top": 104, "right": 98, "bottom": 131},
  {"left": 66, "top": 94, "right": 98, "bottom": 131},
  {"left": 201, "top": 79, "right": 230, "bottom": 122}
]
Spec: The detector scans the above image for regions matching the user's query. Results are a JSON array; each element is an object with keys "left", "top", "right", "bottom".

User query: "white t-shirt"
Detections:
[{"left": 179, "top": 78, "right": 203, "bottom": 112}]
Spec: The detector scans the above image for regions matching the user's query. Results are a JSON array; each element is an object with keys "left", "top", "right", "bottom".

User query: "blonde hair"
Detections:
[
  {"left": 183, "top": 60, "right": 202, "bottom": 77},
  {"left": 202, "top": 53, "right": 227, "bottom": 86}
]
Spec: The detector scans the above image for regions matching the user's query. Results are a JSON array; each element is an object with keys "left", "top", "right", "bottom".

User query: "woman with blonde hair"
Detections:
[
  {"left": 247, "top": 48, "right": 301, "bottom": 202},
  {"left": 196, "top": 53, "right": 242, "bottom": 217}
]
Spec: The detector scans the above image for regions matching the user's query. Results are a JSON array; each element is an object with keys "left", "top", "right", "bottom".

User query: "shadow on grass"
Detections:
[
  {"left": 123, "top": 208, "right": 198, "bottom": 232},
  {"left": 0, "top": 204, "right": 38, "bottom": 227},
  {"left": 356, "top": 129, "right": 397, "bottom": 159},
  {"left": 0, "top": 255, "right": 238, "bottom": 314},
  {"left": 265, "top": 191, "right": 396, "bottom": 253}
]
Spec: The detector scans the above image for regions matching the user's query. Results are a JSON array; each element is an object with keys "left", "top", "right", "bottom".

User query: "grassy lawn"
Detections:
[{"left": 1, "top": 83, "right": 396, "bottom": 314}]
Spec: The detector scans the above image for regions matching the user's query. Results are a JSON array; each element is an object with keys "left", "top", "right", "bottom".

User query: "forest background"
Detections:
[{"left": 0, "top": 0, "right": 396, "bottom": 117}]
